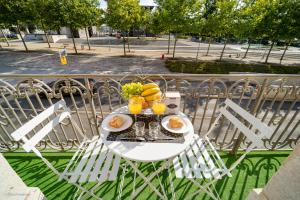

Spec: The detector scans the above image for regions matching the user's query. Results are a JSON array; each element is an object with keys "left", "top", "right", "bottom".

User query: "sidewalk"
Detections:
[{"left": 0, "top": 50, "right": 170, "bottom": 75}]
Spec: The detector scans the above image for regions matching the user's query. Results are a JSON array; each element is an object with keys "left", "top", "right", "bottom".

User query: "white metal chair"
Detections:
[
  {"left": 172, "top": 98, "right": 274, "bottom": 200},
  {"left": 10, "top": 100, "right": 121, "bottom": 200}
]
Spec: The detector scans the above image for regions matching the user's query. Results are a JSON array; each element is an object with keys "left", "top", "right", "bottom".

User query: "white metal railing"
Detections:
[{"left": 0, "top": 74, "right": 299, "bottom": 152}]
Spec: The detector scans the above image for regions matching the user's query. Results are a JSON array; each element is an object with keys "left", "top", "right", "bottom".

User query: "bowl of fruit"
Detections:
[{"left": 121, "top": 82, "right": 162, "bottom": 110}]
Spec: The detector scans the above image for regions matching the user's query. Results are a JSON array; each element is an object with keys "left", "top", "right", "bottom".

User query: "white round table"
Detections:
[{"left": 100, "top": 107, "right": 195, "bottom": 162}]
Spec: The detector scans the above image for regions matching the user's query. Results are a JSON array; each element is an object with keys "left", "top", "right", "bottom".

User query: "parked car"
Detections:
[{"left": 6, "top": 33, "right": 18, "bottom": 39}]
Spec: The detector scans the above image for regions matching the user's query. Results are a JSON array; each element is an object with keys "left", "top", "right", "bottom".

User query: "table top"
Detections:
[{"left": 100, "top": 107, "right": 195, "bottom": 162}]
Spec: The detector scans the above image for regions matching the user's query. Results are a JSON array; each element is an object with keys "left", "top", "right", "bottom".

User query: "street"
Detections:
[{"left": 0, "top": 37, "right": 299, "bottom": 76}]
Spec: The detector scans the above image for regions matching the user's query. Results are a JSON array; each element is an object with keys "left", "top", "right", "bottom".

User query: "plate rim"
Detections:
[
  {"left": 161, "top": 115, "right": 189, "bottom": 134},
  {"left": 101, "top": 113, "right": 133, "bottom": 132}
]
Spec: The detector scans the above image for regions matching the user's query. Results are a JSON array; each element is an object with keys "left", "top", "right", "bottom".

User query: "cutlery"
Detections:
[
  {"left": 119, "top": 137, "right": 146, "bottom": 141},
  {"left": 146, "top": 137, "right": 175, "bottom": 141}
]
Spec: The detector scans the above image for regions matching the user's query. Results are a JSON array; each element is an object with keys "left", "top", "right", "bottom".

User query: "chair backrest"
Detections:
[
  {"left": 219, "top": 98, "right": 273, "bottom": 149},
  {"left": 11, "top": 100, "right": 71, "bottom": 157}
]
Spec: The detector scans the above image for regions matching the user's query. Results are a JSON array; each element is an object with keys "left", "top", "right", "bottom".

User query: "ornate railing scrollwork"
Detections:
[{"left": 0, "top": 74, "right": 299, "bottom": 152}]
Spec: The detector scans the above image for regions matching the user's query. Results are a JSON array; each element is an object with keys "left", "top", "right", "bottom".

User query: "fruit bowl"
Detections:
[{"left": 122, "top": 82, "right": 163, "bottom": 110}]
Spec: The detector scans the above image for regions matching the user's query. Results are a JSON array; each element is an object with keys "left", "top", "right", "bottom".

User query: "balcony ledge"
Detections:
[{"left": 0, "top": 154, "right": 45, "bottom": 200}]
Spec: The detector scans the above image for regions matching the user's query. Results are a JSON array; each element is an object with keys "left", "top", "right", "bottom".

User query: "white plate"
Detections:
[
  {"left": 101, "top": 114, "right": 133, "bottom": 132},
  {"left": 161, "top": 115, "right": 189, "bottom": 134}
]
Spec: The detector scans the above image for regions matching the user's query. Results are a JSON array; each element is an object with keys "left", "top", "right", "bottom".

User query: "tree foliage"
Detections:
[
  {"left": 0, "top": 0, "right": 35, "bottom": 26},
  {"left": 0, "top": 0, "right": 299, "bottom": 63},
  {"left": 155, "top": 0, "right": 202, "bottom": 35},
  {"left": 106, "top": 0, "right": 141, "bottom": 32},
  {"left": 0, "top": 0, "right": 102, "bottom": 52},
  {"left": 106, "top": 0, "right": 141, "bottom": 55}
]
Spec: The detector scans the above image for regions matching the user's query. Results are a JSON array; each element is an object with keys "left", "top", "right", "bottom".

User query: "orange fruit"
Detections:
[
  {"left": 130, "top": 96, "right": 145, "bottom": 104},
  {"left": 142, "top": 101, "right": 149, "bottom": 109}
]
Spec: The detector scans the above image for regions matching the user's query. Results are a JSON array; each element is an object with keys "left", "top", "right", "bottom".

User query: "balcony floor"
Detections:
[{"left": 4, "top": 151, "right": 290, "bottom": 200}]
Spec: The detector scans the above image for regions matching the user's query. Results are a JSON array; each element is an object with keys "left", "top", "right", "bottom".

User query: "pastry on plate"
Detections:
[
  {"left": 169, "top": 116, "right": 184, "bottom": 128},
  {"left": 109, "top": 115, "right": 124, "bottom": 128}
]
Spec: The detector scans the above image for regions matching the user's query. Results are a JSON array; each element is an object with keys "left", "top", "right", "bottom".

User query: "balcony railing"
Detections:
[{"left": 0, "top": 74, "right": 299, "bottom": 153}]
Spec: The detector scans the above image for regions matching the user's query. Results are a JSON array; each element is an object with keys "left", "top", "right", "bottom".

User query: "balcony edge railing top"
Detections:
[{"left": 0, "top": 73, "right": 299, "bottom": 80}]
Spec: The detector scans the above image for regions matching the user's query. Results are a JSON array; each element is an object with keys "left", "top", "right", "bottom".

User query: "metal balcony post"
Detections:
[{"left": 84, "top": 77, "right": 99, "bottom": 135}]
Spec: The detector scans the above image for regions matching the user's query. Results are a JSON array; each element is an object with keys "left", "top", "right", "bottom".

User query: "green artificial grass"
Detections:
[
  {"left": 165, "top": 59, "right": 300, "bottom": 74},
  {"left": 4, "top": 151, "right": 290, "bottom": 200}
]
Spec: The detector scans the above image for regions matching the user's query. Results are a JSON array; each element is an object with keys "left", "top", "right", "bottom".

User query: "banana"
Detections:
[
  {"left": 144, "top": 92, "right": 162, "bottom": 101},
  {"left": 142, "top": 83, "right": 159, "bottom": 91},
  {"left": 141, "top": 87, "right": 161, "bottom": 97}
]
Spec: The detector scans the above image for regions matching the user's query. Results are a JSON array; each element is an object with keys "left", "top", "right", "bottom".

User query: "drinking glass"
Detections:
[
  {"left": 128, "top": 98, "right": 142, "bottom": 122},
  {"left": 152, "top": 99, "right": 166, "bottom": 121},
  {"left": 134, "top": 121, "right": 145, "bottom": 137},
  {"left": 149, "top": 121, "right": 160, "bottom": 139}
]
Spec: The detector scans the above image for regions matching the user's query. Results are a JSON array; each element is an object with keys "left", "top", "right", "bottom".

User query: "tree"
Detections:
[
  {"left": 147, "top": 10, "right": 163, "bottom": 36},
  {"left": 152, "top": 2, "right": 172, "bottom": 54},
  {"left": 235, "top": 0, "right": 261, "bottom": 59},
  {"left": 278, "top": 0, "right": 300, "bottom": 63},
  {"left": 106, "top": 0, "right": 141, "bottom": 56},
  {"left": 46, "top": 0, "right": 100, "bottom": 54},
  {"left": 149, "top": 8, "right": 173, "bottom": 54},
  {"left": 155, "top": 0, "right": 202, "bottom": 58},
  {"left": 250, "top": 0, "right": 287, "bottom": 63},
  {"left": 193, "top": 17, "right": 205, "bottom": 61},
  {"left": 80, "top": 1, "right": 103, "bottom": 50},
  {"left": 139, "top": 8, "right": 152, "bottom": 37},
  {"left": 38, "top": 0, "right": 63, "bottom": 33},
  {"left": 0, "top": 0, "right": 36, "bottom": 51},
  {"left": 202, "top": 0, "right": 217, "bottom": 56},
  {"left": 200, "top": 0, "right": 217, "bottom": 56},
  {"left": 213, "top": 0, "right": 238, "bottom": 61},
  {"left": 31, "top": 0, "right": 55, "bottom": 48},
  {"left": 31, "top": 0, "right": 78, "bottom": 49}
]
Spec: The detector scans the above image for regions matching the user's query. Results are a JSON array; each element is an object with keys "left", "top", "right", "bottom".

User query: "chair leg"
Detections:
[
  {"left": 152, "top": 162, "right": 167, "bottom": 198},
  {"left": 185, "top": 178, "right": 220, "bottom": 200},
  {"left": 73, "top": 187, "right": 82, "bottom": 200},
  {"left": 117, "top": 163, "right": 128, "bottom": 200},
  {"left": 211, "top": 183, "right": 222, "bottom": 200},
  {"left": 69, "top": 181, "right": 103, "bottom": 200},
  {"left": 79, "top": 164, "right": 125, "bottom": 200},
  {"left": 126, "top": 158, "right": 169, "bottom": 200},
  {"left": 76, "top": 191, "right": 85, "bottom": 200},
  {"left": 206, "top": 184, "right": 221, "bottom": 200},
  {"left": 167, "top": 162, "right": 176, "bottom": 200}
]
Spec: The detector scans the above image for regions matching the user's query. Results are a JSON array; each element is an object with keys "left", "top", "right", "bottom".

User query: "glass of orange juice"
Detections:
[
  {"left": 152, "top": 99, "right": 166, "bottom": 121},
  {"left": 128, "top": 97, "right": 143, "bottom": 122}
]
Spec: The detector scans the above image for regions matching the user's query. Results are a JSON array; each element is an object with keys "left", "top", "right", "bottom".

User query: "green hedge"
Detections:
[
  {"left": 165, "top": 59, "right": 300, "bottom": 74},
  {"left": 0, "top": 37, "right": 15, "bottom": 42}
]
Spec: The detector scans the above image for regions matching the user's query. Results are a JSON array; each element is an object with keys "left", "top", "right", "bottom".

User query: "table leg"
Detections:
[
  {"left": 130, "top": 162, "right": 138, "bottom": 199},
  {"left": 124, "top": 158, "right": 170, "bottom": 200},
  {"left": 185, "top": 178, "right": 219, "bottom": 200},
  {"left": 151, "top": 162, "right": 167, "bottom": 198}
]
